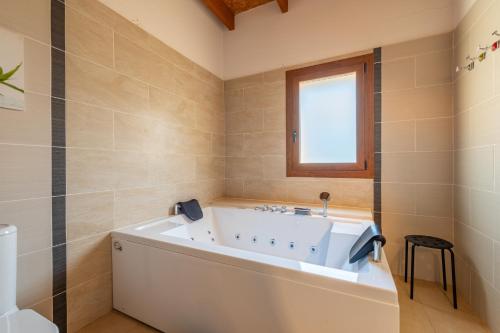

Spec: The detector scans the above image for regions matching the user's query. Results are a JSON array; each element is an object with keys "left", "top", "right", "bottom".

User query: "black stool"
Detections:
[{"left": 404, "top": 235, "right": 457, "bottom": 309}]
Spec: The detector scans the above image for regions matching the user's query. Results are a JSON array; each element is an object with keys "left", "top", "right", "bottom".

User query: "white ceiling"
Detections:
[{"left": 99, "top": 0, "right": 478, "bottom": 80}]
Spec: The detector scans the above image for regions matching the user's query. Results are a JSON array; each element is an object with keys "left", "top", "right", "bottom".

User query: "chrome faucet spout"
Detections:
[{"left": 319, "top": 192, "right": 331, "bottom": 217}]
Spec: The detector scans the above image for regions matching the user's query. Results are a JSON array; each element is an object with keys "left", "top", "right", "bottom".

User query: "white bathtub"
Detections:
[{"left": 112, "top": 206, "right": 399, "bottom": 333}]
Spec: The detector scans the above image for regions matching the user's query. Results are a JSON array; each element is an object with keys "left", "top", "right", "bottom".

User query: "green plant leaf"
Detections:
[
  {"left": 0, "top": 81, "right": 24, "bottom": 93},
  {"left": 0, "top": 63, "right": 22, "bottom": 81},
  {"left": 0, "top": 66, "right": 3, "bottom": 75}
]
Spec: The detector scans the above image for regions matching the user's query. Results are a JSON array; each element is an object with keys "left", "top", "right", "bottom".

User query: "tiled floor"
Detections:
[{"left": 77, "top": 276, "right": 490, "bottom": 333}]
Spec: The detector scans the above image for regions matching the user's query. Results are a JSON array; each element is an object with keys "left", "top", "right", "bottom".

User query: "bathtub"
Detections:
[{"left": 112, "top": 206, "right": 399, "bottom": 333}]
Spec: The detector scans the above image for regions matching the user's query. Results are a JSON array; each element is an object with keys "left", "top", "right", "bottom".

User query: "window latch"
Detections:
[{"left": 292, "top": 130, "right": 297, "bottom": 143}]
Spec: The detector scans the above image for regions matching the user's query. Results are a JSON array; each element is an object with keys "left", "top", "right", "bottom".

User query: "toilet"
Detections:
[{"left": 0, "top": 225, "right": 59, "bottom": 333}]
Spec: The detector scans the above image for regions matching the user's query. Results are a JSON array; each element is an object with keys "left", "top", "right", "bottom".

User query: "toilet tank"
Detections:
[{"left": 0, "top": 225, "right": 17, "bottom": 316}]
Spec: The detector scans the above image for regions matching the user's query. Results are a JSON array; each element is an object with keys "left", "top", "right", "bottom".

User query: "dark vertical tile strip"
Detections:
[
  {"left": 52, "top": 244, "right": 67, "bottom": 295},
  {"left": 374, "top": 47, "right": 382, "bottom": 228},
  {"left": 51, "top": 0, "right": 67, "bottom": 332},
  {"left": 53, "top": 292, "right": 67, "bottom": 333}
]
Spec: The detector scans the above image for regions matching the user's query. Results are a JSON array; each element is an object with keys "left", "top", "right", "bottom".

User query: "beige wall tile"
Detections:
[
  {"left": 225, "top": 179, "right": 244, "bottom": 198},
  {"left": 243, "top": 132, "right": 285, "bottom": 156},
  {"left": 67, "top": 192, "right": 114, "bottom": 242},
  {"left": 67, "top": 101, "right": 114, "bottom": 149},
  {"left": 24, "top": 38, "right": 51, "bottom": 95},
  {"left": 415, "top": 184, "right": 452, "bottom": 217},
  {"left": 175, "top": 180, "right": 223, "bottom": 206},
  {"left": 454, "top": 56, "right": 494, "bottom": 113},
  {"left": 330, "top": 180, "right": 373, "bottom": 208},
  {"left": 383, "top": 213, "right": 452, "bottom": 245},
  {"left": 30, "top": 297, "right": 53, "bottom": 321},
  {"left": 496, "top": 145, "right": 500, "bottom": 193},
  {"left": 67, "top": 148, "right": 115, "bottom": 194},
  {"left": 453, "top": 185, "right": 470, "bottom": 224},
  {"left": 65, "top": 0, "right": 118, "bottom": 32},
  {"left": 211, "top": 134, "right": 225, "bottom": 156},
  {"left": 225, "top": 88, "right": 244, "bottom": 113},
  {"left": 453, "top": 111, "right": 470, "bottom": 150},
  {"left": 414, "top": 151, "right": 452, "bottom": 184},
  {"left": 382, "top": 33, "right": 452, "bottom": 61},
  {"left": 244, "top": 82, "right": 285, "bottom": 111},
  {"left": 173, "top": 67, "right": 204, "bottom": 103},
  {"left": 455, "top": 222, "right": 494, "bottom": 283},
  {"left": 149, "top": 54, "right": 177, "bottom": 93},
  {"left": 0, "top": 145, "right": 50, "bottom": 201},
  {"left": 114, "top": 33, "right": 150, "bottom": 82},
  {"left": 496, "top": 49, "right": 500, "bottom": 95},
  {"left": 226, "top": 110, "right": 263, "bottom": 133},
  {"left": 455, "top": 0, "right": 495, "bottom": 40},
  {"left": 226, "top": 157, "right": 263, "bottom": 179},
  {"left": 148, "top": 87, "right": 195, "bottom": 126},
  {"left": 382, "top": 58, "right": 415, "bottom": 92},
  {"left": 17, "top": 248, "right": 52, "bottom": 308},
  {"left": 468, "top": 96, "right": 500, "bottom": 146},
  {"left": 381, "top": 183, "right": 416, "bottom": 214},
  {"left": 495, "top": 242, "right": 500, "bottom": 290},
  {"left": 67, "top": 273, "right": 112, "bottom": 333},
  {"left": 114, "top": 186, "right": 175, "bottom": 227},
  {"left": 263, "top": 108, "right": 285, "bottom": 131},
  {"left": 66, "top": 7, "right": 114, "bottom": 67},
  {"left": 262, "top": 155, "right": 286, "bottom": 179},
  {"left": 470, "top": 270, "right": 500, "bottom": 330},
  {"left": 244, "top": 179, "right": 287, "bottom": 201},
  {"left": 66, "top": 55, "right": 149, "bottom": 115},
  {"left": 416, "top": 49, "right": 452, "bottom": 86},
  {"left": 176, "top": 127, "right": 212, "bottom": 155},
  {"left": 0, "top": 93, "right": 51, "bottom": 145},
  {"left": 416, "top": 117, "right": 452, "bottom": 152},
  {"left": 195, "top": 156, "right": 225, "bottom": 181},
  {"left": 285, "top": 180, "right": 372, "bottom": 208},
  {"left": 195, "top": 104, "right": 225, "bottom": 134},
  {"left": 226, "top": 134, "right": 244, "bottom": 157},
  {"left": 382, "top": 85, "right": 452, "bottom": 121},
  {"left": 147, "top": 34, "right": 194, "bottom": 73},
  {"left": 381, "top": 152, "right": 416, "bottom": 182},
  {"left": 113, "top": 112, "right": 154, "bottom": 152},
  {"left": 67, "top": 234, "right": 112, "bottom": 289},
  {"left": 149, "top": 153, "right": 196, "bottom": 185},
  {"left": 286, "top": 180, "right": 327, "bottom": 204},
  {"left": 0, "top": 0, "right": 50, "bottom": 44},
  {"left": 0, "top": 198, "right": 51, "bottom": 255},
  {"left": 381, "top": 121, "right": 415, "bottom": 152},
  {"left": 112, "top": 14, "right": 150, "bottom": 50},
  {"left": 465, "top": 146, "right": 495, "bottom": 191},
  {"left": 224, "top": 74, "right": 263, "bottom": 91},
  {"left": 470, "top": 190, "right": 500, "bottom": 242},
  {"left": 112, "top": 151, "right": 151, "bottom": 189}
]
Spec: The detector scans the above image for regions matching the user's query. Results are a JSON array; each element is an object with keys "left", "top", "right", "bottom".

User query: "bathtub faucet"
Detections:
[{"left": 319, "top": 192, "right": 331, "bottom": 217}]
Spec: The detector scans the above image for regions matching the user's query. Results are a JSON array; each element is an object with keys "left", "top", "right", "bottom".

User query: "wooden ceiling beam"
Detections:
[
  {"left": 202, "top": 0, "right": 235, "bottom": 30},
  {"left": 276, "top": 0, "right": 288, "bottom": 13}
]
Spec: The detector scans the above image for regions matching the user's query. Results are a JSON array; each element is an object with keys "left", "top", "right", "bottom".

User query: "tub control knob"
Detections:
[
  {"left": 113, "top": 241, "right": 122, "bottom": 251},
  {"left": 263, "top": 205, "right": 269, "bottom": 211},
  {"left": 280, "top": 206, "right": 287, "bottom": 213}
]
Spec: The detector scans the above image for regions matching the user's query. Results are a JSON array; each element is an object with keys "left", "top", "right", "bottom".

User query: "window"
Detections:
[{"left": 286, "top": 54, "right": 374, "bottom": 178}]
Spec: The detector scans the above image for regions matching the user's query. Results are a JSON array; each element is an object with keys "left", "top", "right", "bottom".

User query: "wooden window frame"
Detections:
[{"left": 286, "top": 54, "right": 374, "bottom": 178}]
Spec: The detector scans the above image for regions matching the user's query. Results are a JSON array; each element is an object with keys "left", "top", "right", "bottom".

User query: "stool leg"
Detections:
[
  {"left": 410, "top": 244, "right": 415, "bottom": 299},
  {"left": 449, "top": 249, "right": 457, "bottom": 309},
  {"left": 405, "top": 240, "right": 409, "bottom": 282},
  {"left": 441, "top": 249, "right": 447, "bottom": 291}
]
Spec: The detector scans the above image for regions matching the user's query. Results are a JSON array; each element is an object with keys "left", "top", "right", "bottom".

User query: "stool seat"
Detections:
[
  {"left": 404, "top": 235, "right": 453, "bottom": 249},
  {"left": 404, "top": 234, "right": 457, "bottom": 309}
]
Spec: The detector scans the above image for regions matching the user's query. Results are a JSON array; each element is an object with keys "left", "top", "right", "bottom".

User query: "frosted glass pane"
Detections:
[{"left": 299, "top": 72, "right": 357, "bottom": 164}]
